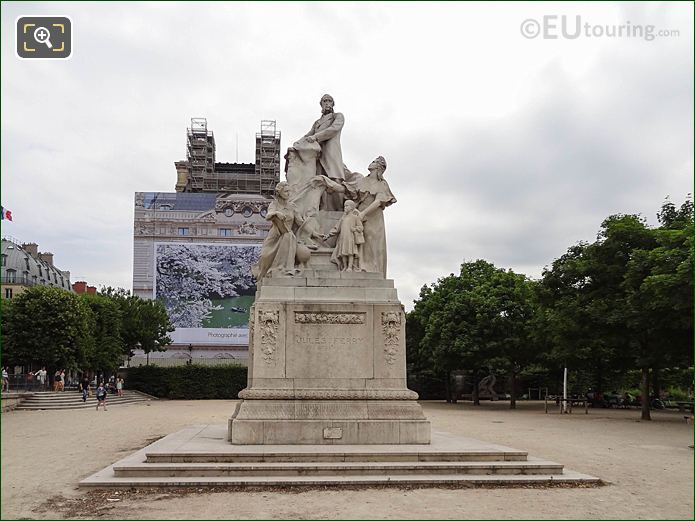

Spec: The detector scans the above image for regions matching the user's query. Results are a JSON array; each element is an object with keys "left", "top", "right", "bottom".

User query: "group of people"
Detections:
[
  {"left": 52, "top": 369, "right": 67, "bottom": 391},
  {"left": 80, "top": 375, "right": 124, "bottom": 410}
]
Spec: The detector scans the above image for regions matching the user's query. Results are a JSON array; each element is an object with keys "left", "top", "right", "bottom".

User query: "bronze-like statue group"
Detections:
[{"left": 253, "top": 94, "right": 396, "bottom": 281}]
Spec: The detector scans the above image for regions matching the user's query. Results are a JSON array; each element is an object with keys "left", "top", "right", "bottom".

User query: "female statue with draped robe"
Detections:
[
  {"left": 252, "top": 182, "right": 304, "bottom": 280},
  {"left": 346, "top": 156, "right": 396, "bottom": 277}
]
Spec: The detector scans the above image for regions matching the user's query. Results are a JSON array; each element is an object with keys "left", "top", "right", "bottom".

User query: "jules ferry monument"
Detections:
[
  {"left": 81, "top": 96, "right": 597, "bottom": 487},
  {"left": 230, "top": 94, "right": 430, "bottom": 444}
]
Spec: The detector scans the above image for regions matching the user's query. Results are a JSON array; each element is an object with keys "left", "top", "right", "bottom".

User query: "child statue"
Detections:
[{"left": 324, "top": 200, "right": 365, "bottom": 271}]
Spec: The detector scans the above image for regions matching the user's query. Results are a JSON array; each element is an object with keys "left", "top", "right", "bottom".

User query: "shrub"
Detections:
[
  {"left": 124, "top": 364, "right": 247, "bottom": 399},
  {"left": 666, "top": 386, "right": 690, "bottom": 401}
]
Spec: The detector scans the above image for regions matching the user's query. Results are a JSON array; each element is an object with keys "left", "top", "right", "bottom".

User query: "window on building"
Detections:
[
  {"left": 32, "top": 275, "right": 37, "bottom": 285},
  {"left": 177, "top": 227, "right": 189, "bottom": 236},
  {"left": 5, "top": 288, "right": 12, "bottom": 299},
  {"left": 241, "top": 207, "right": 253, "bottom": 218},
  {"left": 38, "top": 266, "right": 43, "bottom": 277},
  {"left": 24, "top": 257, "right": 30, "bottom": 270},
  {"left": 0, "top": 255, "right": 6, "bottom": 267},
  {"left": 219, "top": 228, "right": 233, "bottom": 237},
  {"left": 5, "top": 269, "right": 16, "bottom": 283}
]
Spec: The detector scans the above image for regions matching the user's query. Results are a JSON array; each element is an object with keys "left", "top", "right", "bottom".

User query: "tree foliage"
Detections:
[
  {"left": 409, "top": 260, "right": 540, "bottom": 406},
  {"left": 408, "top": 196, "right": 692, "bottom": 419},
  {"left": 2, "top": 286, "right": 93, "bottom": 372},
  {"left": 3, "top": 286, "right": 174, "bottom": 375},
  {"left": 100, "top": 287, "right": 174, "bottom": 357},
  {"left": 539, "top": 197, "right": 693, "bottom": 419}
]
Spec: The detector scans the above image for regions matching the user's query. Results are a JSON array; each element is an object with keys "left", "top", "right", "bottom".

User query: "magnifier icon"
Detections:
[{"left": 33, "top": 26, "right": 53, "bottom": 49}]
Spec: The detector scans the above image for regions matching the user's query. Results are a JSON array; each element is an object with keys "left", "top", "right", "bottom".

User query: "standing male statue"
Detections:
[{"left": 303, "top": 93, "right": 345, "bottom": 182}]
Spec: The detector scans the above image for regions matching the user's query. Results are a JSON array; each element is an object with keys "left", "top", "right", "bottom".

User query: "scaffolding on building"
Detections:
[
  {"left": 256, "top": 120, "right": 281, "bottom": 196},
  {"left": 186, "top": 118, "right": 216, "bottom": 192},
  {"left": 181, "top": 118, "right": 280, "bottom": 195}
]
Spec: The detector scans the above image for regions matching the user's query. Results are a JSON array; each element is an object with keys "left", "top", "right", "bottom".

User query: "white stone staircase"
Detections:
[
  {"left": 16, "top": 390, "right": 152, "bottom": 410},
  {"left": 80, "top": 425, "right": 600, "bottom": 488}
]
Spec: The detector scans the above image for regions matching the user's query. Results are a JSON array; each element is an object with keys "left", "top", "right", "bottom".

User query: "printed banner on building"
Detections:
[{"left": 154, "top": 242, "right": 261, "bottom": 345}]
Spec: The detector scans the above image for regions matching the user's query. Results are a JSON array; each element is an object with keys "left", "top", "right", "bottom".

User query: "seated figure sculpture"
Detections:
[{"left": 252, "top": 182, "right": 304, "bottom": 280}]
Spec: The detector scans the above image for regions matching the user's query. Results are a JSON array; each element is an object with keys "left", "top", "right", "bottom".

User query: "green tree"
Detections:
[
  {"left": 100, "top": 287, "right": 174, "bottom": 361},
  {"left": 3, "top": 286, "right": 93, "bottom": 377},
  {"left": 622, "top": 198, "right": 693, "bottom": 419},
  {"left": 540, "top": 197, "right": 693, "bottom": 420},
  {"left": 80, "top": 293, "right": 125, "bottom": 373},
  {"left": 411, "top": 260, "right": 541, "bottom": 406}
]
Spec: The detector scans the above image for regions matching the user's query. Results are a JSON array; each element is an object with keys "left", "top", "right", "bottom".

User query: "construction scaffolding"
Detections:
[
  {"left": 181, "top": 118, "right": 280, "bottom": 195},
  {"left": 256, "top": 120, "right": 281, "bottom": 196},
  {"left": 186, "top": 118, "right": 216, "bottom": 192}
]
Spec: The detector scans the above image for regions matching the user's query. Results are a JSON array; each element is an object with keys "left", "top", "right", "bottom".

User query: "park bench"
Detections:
[{"left": 676, "top": 401, "right": 694, "bottom": 413}]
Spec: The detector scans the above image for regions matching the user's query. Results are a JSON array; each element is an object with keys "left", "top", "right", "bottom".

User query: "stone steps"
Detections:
[
  {"left": 82, "top": 472, "right": 596, "bottom": 488},
  {"left": 146, "top": 450, "right": 528, "bottom": 463},
  {"left": 16, "top": 391, "right": 151, "bottom": 410},
  {"left": 79, "top": 425, "right": 600, "bottom": 488},
  {"left": 114, "top": 459, "right": 564, "bottom": 477}
]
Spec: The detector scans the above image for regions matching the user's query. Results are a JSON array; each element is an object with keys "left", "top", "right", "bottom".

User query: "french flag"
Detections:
[{"left": 1, "top": 206, "right": 12, "bottom": 221}]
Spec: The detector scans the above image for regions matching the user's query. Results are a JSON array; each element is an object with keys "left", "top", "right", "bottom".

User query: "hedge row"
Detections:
[{"left": 124, "top": 364, "right": 248, "bottom": 399}]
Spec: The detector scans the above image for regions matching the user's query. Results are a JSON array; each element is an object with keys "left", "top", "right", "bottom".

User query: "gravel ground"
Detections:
[{"left": 1, "top": 399, "right": 692, "bottom": 519}]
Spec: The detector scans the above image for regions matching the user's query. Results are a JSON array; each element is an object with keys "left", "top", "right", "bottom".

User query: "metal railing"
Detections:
[{"left": 0, "top": 276, "right": 37, "bottom": 286}]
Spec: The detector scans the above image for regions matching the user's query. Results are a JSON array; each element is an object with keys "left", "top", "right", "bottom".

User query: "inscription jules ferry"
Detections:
[{"left": 293, "top": 311, "right": 366, "bottom": 348}]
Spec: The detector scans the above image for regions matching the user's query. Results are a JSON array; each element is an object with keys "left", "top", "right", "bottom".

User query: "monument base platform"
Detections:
[
  {"left": 231, "top": 268, "right": 431, "bottom": 445},
  {"left": 79, "top": 424, "right": 600, "bottom": 488},
  {"left": 229, "top": 398, "right": 430, "bottom": 444}
]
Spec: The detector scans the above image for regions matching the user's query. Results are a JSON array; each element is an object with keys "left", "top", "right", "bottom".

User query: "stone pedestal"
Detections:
[{"left": 229, "top": 263, "right": 430, "bottom": 445}]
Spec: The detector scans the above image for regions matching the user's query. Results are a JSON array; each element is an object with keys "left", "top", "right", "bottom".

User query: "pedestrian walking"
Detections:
[
  {"left": 116, "top": 377, "right": 123, "bottom": 397},
  {"left": 80, "top": 375, "right": 90, "bottom": 402},
  {"left": 95, "top": 382, "right": 107, "bottom": 411},
  {"left": 34, "top": 367, "right": 47, "bottom": 390},
  {"left": 2, "top": 367, "right": 9, "bottom": 392}
]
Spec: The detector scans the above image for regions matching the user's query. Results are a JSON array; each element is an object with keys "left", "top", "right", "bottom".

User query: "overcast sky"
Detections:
[{"left": 2, "top": 1, "right": 692, "bottom": 309}]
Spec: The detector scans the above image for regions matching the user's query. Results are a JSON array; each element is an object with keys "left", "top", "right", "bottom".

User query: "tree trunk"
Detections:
[
  {"left": 472, "top": 371, "right": 480, "bottom": 406},
  {"left": 444, "top": 371, "right": 452, "bottom": 404},
  {"left": 509, "top": 372, "right": 517, "bottom": 409},
  {"left": 641, "top": 367, "right": 651, "bottom": 421},
  {"left": 651, "top": 367, "right": 660, "bottom": 400}
]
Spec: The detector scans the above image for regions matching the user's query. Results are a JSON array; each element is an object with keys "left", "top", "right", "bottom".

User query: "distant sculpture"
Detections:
[
  {"left": 324, "top": 200, "right": 365, "bottom": 271},
  {"left": 238, "top": 221, "right": 257, "bottom": 235},
  {"left": 252, "top": 182, "right": 303, "bottom": 280},
  {"left": 478, "top": 374, "right": 499, "bottom": 401}
]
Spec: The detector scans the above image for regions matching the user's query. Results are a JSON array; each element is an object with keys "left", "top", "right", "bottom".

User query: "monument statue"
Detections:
[
  {"left": 251, "top": 182, "right": 303, "bottom": 280},
  {"left": 324, "top": 199, "right": 365, "bottom": 271},
  {"left": 478, "top": 373, "right": 499, "bottom": 401},
  {"left": 232, "top": 96, "right": 430, "bottom": 445},
  {"left": 300, "top": 93, "right": 345, "bottom": 181},
  {"left": 343, "top": 156, "right": 396, "bottom": 276}
]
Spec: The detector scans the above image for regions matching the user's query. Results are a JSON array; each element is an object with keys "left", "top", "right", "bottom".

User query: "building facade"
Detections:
[
  {"left": 0, "top": 238, "right": 73, "bottom": 300},
  {"left": 131, "top": 119, "right": 280, "bottom": 365}
]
